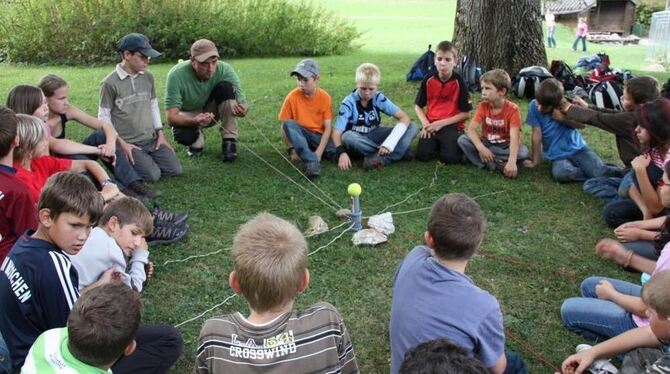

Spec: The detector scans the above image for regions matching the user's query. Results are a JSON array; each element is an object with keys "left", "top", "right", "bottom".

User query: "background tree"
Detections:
[{"left": 453, "top": 0, "right": 547, "bottom": 76}]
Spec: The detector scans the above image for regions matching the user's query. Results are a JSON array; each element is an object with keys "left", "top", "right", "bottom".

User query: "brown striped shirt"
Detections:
[{"left": 196, "top": 302, "right": 359, "bottom": 373}]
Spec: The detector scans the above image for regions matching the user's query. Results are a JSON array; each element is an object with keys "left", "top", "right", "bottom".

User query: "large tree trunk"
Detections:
[{"left": 453, "top": 0, "right": 547, "bottom": 76}]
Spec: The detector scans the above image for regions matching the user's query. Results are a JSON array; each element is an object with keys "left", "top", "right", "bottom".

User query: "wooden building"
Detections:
[{"left": 544, "top": 0, "right": 638, "bottom": 36}]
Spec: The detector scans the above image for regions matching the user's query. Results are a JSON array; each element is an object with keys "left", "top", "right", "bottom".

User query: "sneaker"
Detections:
[
  {"left": 147, "top": 222, "right": 189, "bottom": 245},
  {"left": 575, "top": 344, "right": 619, "bottom": 374},
  {"left": 187, "top": 147, "right": 203, "bottom": 157},
  {"left": 222, "top": 140, "right": 237, "bottom": 162},
  {"left": 363, "top": 155, "right": 384, "bottom": 171},
  {"left": 305, "top": 161, "right": 320, "bottom": 180},
  {"left": 127, "top": 181, "right": 161, "bottom": 199},
  {"left": 152, "top": 206, "right": 188, "bottom": 226}
]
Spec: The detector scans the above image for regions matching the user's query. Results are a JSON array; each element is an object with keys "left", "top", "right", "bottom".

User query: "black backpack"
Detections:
[
  {"left": 589, "top": 81, "right": 624, "bottom": 111},
  {"left": 455, "top": 55, "right": 482, "bottom": 92},
  {"left": 662, "top": 78, "right": 670, "bottom": 99},
  {"left": 512, "top": 66, "right": 554, "bottom": 99},
  {"left": 406, "top": 45, "right": 435, "bottom": 81},
  {"left": 550, "top": 60, "right": 580, "bottom": 90}
]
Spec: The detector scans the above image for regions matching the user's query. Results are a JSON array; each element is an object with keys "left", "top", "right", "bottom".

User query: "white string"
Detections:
[
  {"left": 174, "top": 294, "right": 238, "bottom": 328},
  {"left": 308, "top": 224, "right": 354, "bottom": 257},
  {"left": 374, "top": 163, "right": 440, "bottom": 216},
  {"left": 240, "top": 142, "right": 340, "bottom": 212},
  {"left": 247, "top": 122, "right": 344, "bottom": 210},
  {"left": 384, "top": 190, "right": 507, "bottom": 216},
  {"left": 162, "top": 247, "right": 229, "bottom": 267},
  {"left": 305, "top": 220, "right": 350, "bottom": 238}
]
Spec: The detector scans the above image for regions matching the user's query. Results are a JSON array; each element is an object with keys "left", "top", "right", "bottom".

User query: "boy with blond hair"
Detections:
[
  {"left": 196, "top": 212, "right": 359, "bottom": 373},
  {"left": 558, "top": 270, "right": 670, "bottom": 374},
  {"left": 414, "top": 41, "right": 472, "bottom": 164},
  {"left": 279, "top": 59, "right": 337, "bottom": 179},
  {"left": 333, "top": 63, "right": 417, "bottom": 170},
  {"left": 457, "top": 69, "right": 528, "bottom": 178},
  {"left": 67, "top": 196, "right": 154, "bottom": 292},
  {"left": 390, "top": 194, "right": 526, "bottom": 374}
]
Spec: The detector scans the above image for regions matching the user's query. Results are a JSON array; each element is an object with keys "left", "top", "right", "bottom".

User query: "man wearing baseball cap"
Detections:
[
  {"left": 99, "top": 33, "right": 183, "bottom": 183},
  {"left": 164, "top": 39, "right": 248, "bottom": 161},
  {"left": 278, "top": 58, "right": 337, "bottom": 179}
]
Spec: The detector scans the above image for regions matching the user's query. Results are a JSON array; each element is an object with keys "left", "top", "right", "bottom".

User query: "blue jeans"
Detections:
[
  {"left": 624, "top": 240, "right": 659, "bottom": 261},
  {"left": 0, "top": 330, "right": 10, "bottom": 374},
  {"left": 82, "top": 129, "right": 142, "bottom": 187},
  {"left": 583, "top": 170, "right": 634, "bottom": 201},
  {"left": 547, "top": 27, "right": 556, "bottom": 48},
  {"left": 572, "top": 36, "right": 587, "bottom": 51},
  {"left": 341, "top": 123, "right": 417, "bottom": 165},
  {"left": 457, "top": 135, "right": 529, "bottom": 169},
  {"left": 282, "top": 120, "right": 336, "bottom": 164},
  {"left": 551, "top": 146, "right": 621, "bottom": 183},
  {"left": 561, "top": 276, "right": 640, "bottom": 342},
  {"left": 504, "top": 351, "right": 527, "bottom": 374}
]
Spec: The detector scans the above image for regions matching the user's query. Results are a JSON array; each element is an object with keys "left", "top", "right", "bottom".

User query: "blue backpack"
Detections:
[{"left": 406, "top": 45, "right": 435, "bottom": 81}]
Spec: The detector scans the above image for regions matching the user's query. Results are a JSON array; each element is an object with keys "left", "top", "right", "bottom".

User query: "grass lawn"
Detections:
[{"left": 1, "top": 1, "right": 670, "bottom": 373}]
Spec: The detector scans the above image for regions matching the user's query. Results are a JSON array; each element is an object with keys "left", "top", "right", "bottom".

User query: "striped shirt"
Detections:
[
  {"left": 196, "top": 302, "right": 359, "bottom": 373},
  {"left": 0, "top": 232, "right": 80, "bottom": 371},
  {"left": 21, "top": 327, "right": 111, "bottom": 373}
]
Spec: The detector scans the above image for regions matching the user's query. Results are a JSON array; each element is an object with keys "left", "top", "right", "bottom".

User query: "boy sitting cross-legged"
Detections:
[
  {"left": 389, "top": 193, "right": 526, "bottom": 374},
  {"left": 22, "top": 282, "right": 142, "bottom": 373},
  {"left": 524, "top": 78, "right": 621, "bottom": 183},
  {"left": 457, "top": 69, "right": 529, "bottom": 178},
  {"left": 196, "top": 212, "right": 359, "bottom": 373},
  {"left": 67, "top": 196, "right": 154, "bottom": 293},
  {"left": 332, "top": 62, "right": 417, "bottom": 170}
]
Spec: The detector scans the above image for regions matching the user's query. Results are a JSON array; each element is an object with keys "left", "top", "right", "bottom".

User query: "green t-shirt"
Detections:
[
  {"left": 21, "top": 327, "right": 112, "bottom": 373},
  {"left": 164, "top": 60, "right": 246, "bottom": 112}
]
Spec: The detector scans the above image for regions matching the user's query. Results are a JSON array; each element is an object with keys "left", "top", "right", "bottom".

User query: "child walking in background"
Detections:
[{"left": 572, "top": 17, "right": 588, "bottom": 52}]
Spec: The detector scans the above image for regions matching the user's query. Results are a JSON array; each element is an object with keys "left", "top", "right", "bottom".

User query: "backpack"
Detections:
[
  {"left": 550, "top": 60, "right": 584, "bottom": 90},
  {"left": 589, "top": 81, "right": 624, "bottom": 111},
  {"left": 576, "top": 55, "right": 602, "bottom": 70},
  {"left": 512, "top": 66, "right": 554, "bottom": 99},
  {"left": 406, "top": 45, "right": 435, "bottom": 82},
  {"left": 455, "top": 55, "right": 482, "bottom": 92},
  {"left": 597, "top": 51, "right": 611, "bottom": 69},
  {"left": 661, "top": 78, "right": 670, "bottom": 99}
]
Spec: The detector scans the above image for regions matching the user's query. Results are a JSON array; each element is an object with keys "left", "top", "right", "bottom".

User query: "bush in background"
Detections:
[{"left": 0, "top": 0, "right": 360, "bottom": 64}]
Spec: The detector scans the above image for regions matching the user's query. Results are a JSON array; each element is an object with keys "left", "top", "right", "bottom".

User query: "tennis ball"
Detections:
[
  {"left": 348, "top": 183, "right": 362, "bottom": 196},
  {"left": 178, "top": 59, "right": 184, "bottom": 64}
]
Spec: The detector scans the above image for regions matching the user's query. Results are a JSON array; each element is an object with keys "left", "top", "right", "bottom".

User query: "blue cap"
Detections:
[{"left": 117, "top": 33, "right": 161, "bottom": 59}]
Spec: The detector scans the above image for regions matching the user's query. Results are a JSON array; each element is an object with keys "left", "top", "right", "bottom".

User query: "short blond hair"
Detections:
[
  {"left": 642, "top": 270, "right": 670, "bottom": 318},
  {"left": 14, "top": 114, "right": 46, "bottom": 162},
  {"left": 355, "top": 63, "right": 381, "bottom": 86},
  {"left": 231, "top": 213, "right": 307, "bottom": 312},
  {"left": 480, "top": 69, "right": 511, "bottom": 93}
]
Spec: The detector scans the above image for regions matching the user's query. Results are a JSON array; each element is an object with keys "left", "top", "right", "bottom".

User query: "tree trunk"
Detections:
[{"left": 453, "top": 0, "right": 547, "bottom": 76}]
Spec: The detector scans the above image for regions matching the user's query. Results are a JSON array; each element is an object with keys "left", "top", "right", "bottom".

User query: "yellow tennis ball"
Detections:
[
  {"left": 178, "top": 59, "right": 184, "bottom": 64},
  {"left": 348, "top": 183, "right": 362, "bottom": 196}
]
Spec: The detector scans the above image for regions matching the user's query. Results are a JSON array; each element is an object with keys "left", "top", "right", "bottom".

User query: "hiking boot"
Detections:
[
  {"left": 127, "top": 181, "right": 161, "bottom": 199},
  {"left": 363, "top": 155, "right": 384, "bottom": 171},
  {"left": 222, "top": 140, "right": 237, "bottom": 162},
  {"left": 147, "top": 222, "right": 189, "bottom": 245},
  {"left": 187, "top": 147, "right": 203, "bottom": 157},
  {"left": 575, "top": 344, "right": 618, "bottom": 374},
  {"left": 305, "top": 161, "right": 320, "bottom": 180},
  {"left": 152, "top": 206, "right": 188, "bottom": 226}
]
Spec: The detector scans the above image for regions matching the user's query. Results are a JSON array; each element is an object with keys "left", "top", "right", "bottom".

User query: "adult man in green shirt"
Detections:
[{"left": 165, "top": 39, "right": 248, "bottom": 161}]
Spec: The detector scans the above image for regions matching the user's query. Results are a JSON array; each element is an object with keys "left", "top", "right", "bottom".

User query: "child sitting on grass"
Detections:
[
  {"left": 457, "top": 69, "right": 528, "bottom": 178},
  {"left": 558, "top": 270, "right": 670, "bottom": 374},
  {"left": 196, "top": 212, "right": 358, "bottom": 373},
  {"left": 332, "top": 62, "right": 417, "bottom": 170},
  {"left": 68, "top": 197, "right": 154, "bottom": 293},
  {"left": 524, "top": 78, "right": 620, "bottom": 182}
]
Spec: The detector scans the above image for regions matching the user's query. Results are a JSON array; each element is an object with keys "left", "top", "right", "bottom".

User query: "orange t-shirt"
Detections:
[
  {"left": 278, "top": 88, "right": 332, "bottom": 134},
  {"left": 472, "top": 99, "right": 521, "bottom": 144}
]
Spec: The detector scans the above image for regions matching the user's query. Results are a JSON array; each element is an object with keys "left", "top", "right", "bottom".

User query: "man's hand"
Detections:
[
  {"left": 118, "top": 138, "right": 140, "bottom": 165},
  {"left": 232, "top": 102, "right": 248, "bottom": 117},
  {"left": 155, "top": 130, "right": 175, "bottom": 152},
  {"left": 504, "top": 160, "right": 518, "bottom": 178},
  {"left": 194, "top": 112, "right": 215, "bottom": 127},
  {"left": 338, "top": 153, "right": 352, "bottom": 170}
]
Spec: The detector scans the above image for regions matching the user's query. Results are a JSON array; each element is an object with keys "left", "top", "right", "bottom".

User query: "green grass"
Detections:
[{"left": 1, "top": 1, "right": 670, "bottom": 373}]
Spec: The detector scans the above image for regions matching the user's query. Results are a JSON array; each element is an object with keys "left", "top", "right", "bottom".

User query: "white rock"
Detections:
[
  {"left": 368, "top": 212, "right": 395, "bottom": 235},
  {"left": 352, "top": 229, "right": 387, "bottom": 246},
  {"left": 305, "top": 216, "right": 328, "bottom": 236}
]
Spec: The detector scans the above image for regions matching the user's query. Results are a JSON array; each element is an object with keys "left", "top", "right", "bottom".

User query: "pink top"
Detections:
[
  {"left": 650, "top": 147, "right": 670, "bottom": 169},
  {"left": 577, "top": 21, "right": 588, "bottom": 37},
  {"left": 633, "top": 241, "right": 670, "bottom": 326}
]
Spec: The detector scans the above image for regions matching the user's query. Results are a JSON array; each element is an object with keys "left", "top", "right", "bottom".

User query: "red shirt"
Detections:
[
  {"left": 415, "top": 71, "right": 472, "bottom": 129},
  {"left": 14, "top": 156, "right": 73, "bottom": 204},
  {"left": 0, "top": 165, "right": 37, "bottom": 262},
  {"left": 473, "top": 99, "right": 521, "bottom": 144}
]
